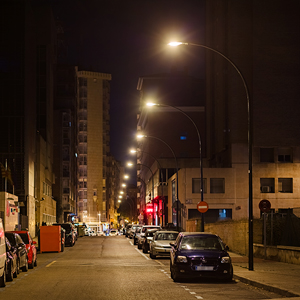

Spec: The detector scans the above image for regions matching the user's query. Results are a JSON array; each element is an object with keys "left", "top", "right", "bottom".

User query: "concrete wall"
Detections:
[{"left": 186, "top": 218, "right": 300, "bottom": 265}]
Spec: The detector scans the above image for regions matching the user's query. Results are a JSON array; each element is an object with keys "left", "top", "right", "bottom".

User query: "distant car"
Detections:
[
  {"left": 109, "top": 230, "right": 118, "bottom": 236},
  {"left": 13, "top": 231, "right": 37, "bottom": 269},
  {"left": 5, "top": 237, "right": 18, "bottom": 281},
  {"left": 133, "top": 226, "right": 142, "bottom": 245},
  {"left": 97, "top": 231, "right": 105, "bottom": 236},
  {"left": 5, "top": 232, "right": 28, "bottom": 273},
  {"left": 137, "top": 225, "right": 161, "bottom": 250},
  {"left": 129, "top": 225, "right": 139, "bottom": 239},
  {"left": 125, "top": 224, "right": 132, "bottom": 237},
  {"left": 53, "top": 223, "right": 76, "bottom": 246},
  {"left": 89, "top": 230, "right": 97, "bottom": 236},
  {"left": 142, "top": 228, "right": 160, "bottom": 253},
  {"left": 149, "top": 231, "right": 179, "bottom": 259},
  {"left": 170, "top": 232, "right": 233, "bottom": 282}
]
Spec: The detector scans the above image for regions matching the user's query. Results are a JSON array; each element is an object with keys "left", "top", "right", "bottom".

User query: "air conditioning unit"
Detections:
[{"left": 262, "top": 186, "right": 271, "bottom": 193}]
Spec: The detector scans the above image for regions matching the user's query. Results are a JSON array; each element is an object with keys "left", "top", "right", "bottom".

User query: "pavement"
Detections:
[
  {"left": 229, "top": 251, "right": 300, "bottom": 299},
  {"left": 33, "top": 235, "right": 300, "bottom": 298}
]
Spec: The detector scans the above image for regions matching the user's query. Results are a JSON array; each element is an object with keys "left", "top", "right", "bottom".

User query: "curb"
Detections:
[{"left": 233, "top": 274, "right": 300, "bottom": 298}]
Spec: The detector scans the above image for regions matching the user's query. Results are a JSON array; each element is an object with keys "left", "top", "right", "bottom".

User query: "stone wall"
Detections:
[{"left": 186, "top": 218, "right": 263, "bottom": 256}]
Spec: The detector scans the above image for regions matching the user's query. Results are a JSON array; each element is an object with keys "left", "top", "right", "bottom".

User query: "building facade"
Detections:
[{"left": 76, "top": 68, "right": 112, "bottom": 226}]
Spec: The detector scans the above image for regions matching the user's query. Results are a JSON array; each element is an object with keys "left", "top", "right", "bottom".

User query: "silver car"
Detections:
[
  {"left": 149, "top": 231, "right": 179, "bottom": 259},
  {"left": 137, "top": 225, "right": 161, "bottom": 249}
]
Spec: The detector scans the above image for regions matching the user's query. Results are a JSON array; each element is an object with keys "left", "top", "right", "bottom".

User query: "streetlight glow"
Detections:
[
  {"left": 146, "top": 102, "right": 156, "bottom": 107},
  {"left": 168, "top": 42, "right": 184, "bottom": 47},
  {"left": 127, "top": 162, "right": 134, "bottom": 167},
  {"left": 124, "top": 174, "right": 129, "bottom": 179}
]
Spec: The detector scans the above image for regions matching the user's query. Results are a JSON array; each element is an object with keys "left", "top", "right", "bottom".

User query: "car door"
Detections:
[
  {"left": 15, "top": 234, "right": 27, "bottom": 267},
  {"left": 170, "top": 234, "right": 182, "bottom": 266}
]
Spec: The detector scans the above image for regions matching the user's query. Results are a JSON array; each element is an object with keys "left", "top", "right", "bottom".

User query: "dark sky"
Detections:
[{"left": 49, "top": 0, "right": 206, "bottom": 179}]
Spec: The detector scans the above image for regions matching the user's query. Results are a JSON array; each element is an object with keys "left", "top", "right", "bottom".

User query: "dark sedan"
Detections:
[
  {"left": 5, "top": 232, "right": 28, "bottom": 272},
  {"left": 170, "top": 232, "right": 233, "bottom": 282}
]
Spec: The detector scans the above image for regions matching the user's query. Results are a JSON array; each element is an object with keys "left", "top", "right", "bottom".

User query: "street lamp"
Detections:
[
  {"left": 130, "top": 148, "right": 165, "bottom": 226},
  {"left": 169, "top": 41, "right": 253, "bottom": 270},
  {"left": 146, "top": 101, "right": 205, "bottom": 231},
  {"left": 137, "top": 134, "right": 180, "bottom": 231},
  {"left": 127, "top": 161, "right": 155, "bottom": 225}
]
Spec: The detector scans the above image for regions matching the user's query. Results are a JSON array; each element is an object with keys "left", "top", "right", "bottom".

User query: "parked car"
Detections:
[
  {"left": 137, "top": 225, "right": 161, "bottom": 250},
  {"left": 170, "top": 232, "right": 233, "bottom": 282},
  {"left": 13, "top": 231, "right": 37, "bottom": 269},
  {"left": 129, "top": 224, "right": 139, "bottom": 239},
  {"left": 149, "top": 231, "right": 179, "bottom": 259},
  {"left": 133, "top": 226, "right": 142, "bottom": 245},
  {"left": 5, "top": 232, "right": 28, "bottom": 273},
  {"left": 5, "top": 237, "right": 18, "bottom": 281},
  {"left": 142, "top": 228, "right": 160, "bottom": 253},
  {"left": 125, "top": 224, "right": 132, "bottom": 237},
  {"left": 52, "top": 223, "right": 76, "bottom": 246},
  {"left": 0, "top": 218, "right": 6, "bottom": 287},
  {"left": 97, "top": 231, "right": 105, "bottom": 236}
]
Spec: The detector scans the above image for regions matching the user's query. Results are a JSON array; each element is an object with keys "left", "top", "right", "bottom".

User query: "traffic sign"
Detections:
[
  {"left": 197, "top": 201, "right": 209, "bottom": 213},
  {"left": 259, "top": 199, "right": 271, "bottom": 213}
]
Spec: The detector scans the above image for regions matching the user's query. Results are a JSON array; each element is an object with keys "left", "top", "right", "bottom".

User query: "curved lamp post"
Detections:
[
  {"left": 137, "top": 134, "right": 180, "bottom": 231},
  {"left": 169, "top": 41, "right": 253, "bottom": 270},
  {"left": 127, "top": 162, "right": 155, "bottom": 225},
  {"left": 130, "top": 148, "right": 165, "bottom": 226},
  {"left": 146, "top": 102, "right": 205, "bottom": 231}
]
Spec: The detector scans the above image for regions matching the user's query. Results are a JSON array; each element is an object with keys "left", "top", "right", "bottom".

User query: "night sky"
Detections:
[{"left": 47, "top": 0, "right": 206, "bottom": 176}]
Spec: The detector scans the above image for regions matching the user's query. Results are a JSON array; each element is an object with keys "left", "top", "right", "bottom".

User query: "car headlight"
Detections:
[
  {"left": 221, "top": 256, "right": 231, "bottom": 263},
  {"left": 176, "top": 256, "right": 188, "bottom": 263}
]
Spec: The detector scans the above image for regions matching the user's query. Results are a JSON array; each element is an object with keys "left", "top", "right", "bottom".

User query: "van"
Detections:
[{"left": 0, "top": 218, "right": 6, "bottom": 287}]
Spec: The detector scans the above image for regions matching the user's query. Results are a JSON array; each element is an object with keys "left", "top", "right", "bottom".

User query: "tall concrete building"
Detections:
[
  {"left": 0, "top": 1, "right": 57, "bottom": 236},
  {"left": 76, "top": 68, "right": 112, "bottom": 226}
]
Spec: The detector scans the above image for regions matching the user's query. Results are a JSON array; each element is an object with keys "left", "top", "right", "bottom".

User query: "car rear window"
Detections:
[
  {"left": 18, "top": 233, "right": 29, "bottom": 244},
  {"left": 180, "top": 236, "right": 224, "bottom": 251}
]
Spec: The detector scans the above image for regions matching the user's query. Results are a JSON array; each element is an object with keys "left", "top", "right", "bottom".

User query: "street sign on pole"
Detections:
[
  {"left": 197, "top": 201, "right": 208, "bottom": 213},
  {"left": 259, "top": 199, "right": 271, "bottom": 213}
]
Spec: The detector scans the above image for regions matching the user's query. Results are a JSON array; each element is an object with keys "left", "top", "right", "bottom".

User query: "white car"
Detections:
[
  {"left": 89, "top": 230, "right": 97, "bottom": 236},
  {"left": 109, "top": 230, "right": 118, "bottom": 236}
]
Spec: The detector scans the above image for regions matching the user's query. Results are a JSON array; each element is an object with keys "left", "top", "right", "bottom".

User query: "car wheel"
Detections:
[
  {"left": 142, "top": 245, "right": 148, "bottom": 253},
  {"left": 138, "top": 243, "right": 142, "bottom": 250},
  {"left": 6, "top": 265, "right": 13, "bottom": 282},
  {"left": 29, "top": 259, "right": 34, "bottom": 269},
  {"left": 0, "top": 266, "right": 6, "bottom": 287},
  {"left": 170, "top": 266, "right": 180, "bottom": 282},
  {"left": 34, "top": 257, "right": 37, "bottom": 267},
  {"left": 16, "top": 259, "right": 20, "bottom": 274},
  {"left": 150, "top": 252, "right": 156, "bottom": 259},
  {"left": 22, "top": 257, "right": 28, "bottom": 272},
  {"left": 133, "top": 238, "right": 137, "bottom": 245}
]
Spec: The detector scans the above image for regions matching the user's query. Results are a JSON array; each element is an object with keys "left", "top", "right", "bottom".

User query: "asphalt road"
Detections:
[{"left": 0, "top": 235, "right": 285, "bottom": 300}]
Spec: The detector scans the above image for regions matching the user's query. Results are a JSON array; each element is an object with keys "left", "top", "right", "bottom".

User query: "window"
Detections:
[
  {"left": 260, "top": 178, "right": 275, "bottom": 193},
  {"left": 210, "top": 178, "right": 225, "bottom": 193},
  {"left": 278, "top": 178, "right": 293, "bottom": 193},
  {"left": 192, "top": 178, "right": 207, "bottom": 193},
  {"left": 260, "top": 148, "right": 274, "bottom": 162},
  {"left": 278, "top": 148, "right": 292, "bottom": 163}
]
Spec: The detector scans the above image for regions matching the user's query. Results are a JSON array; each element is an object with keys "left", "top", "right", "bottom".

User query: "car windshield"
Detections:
[
  {"left": 18, "top": 233, "right": 29, "bottom": 244},
  {"left": 155, "top": 232, "right": 178, "bottom": 241},
  {"left": 180, "top": 236, "right": 224, "bottom": 251}
]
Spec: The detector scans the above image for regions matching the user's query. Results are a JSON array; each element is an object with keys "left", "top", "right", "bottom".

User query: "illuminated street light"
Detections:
[
  {"left": 137, "top": 134, "right": 180, "bottom": 230},
  {"left": 130, "top": 147, "right": 165, "bottom": 226},
  {"left": 122, "top": 183, "right": 126, "bottom": 187},
  {"left": 169, "top": 41, "right": 253, "bottom": 270},
  {"left": 124, "top": 174, "right": 129, "bottom": 179},
  {"left": 146, "top": 101, "right": 204, "bottom": 231},
  {"left": 127, "top": 160, "right": 155, "bottom": 225}
]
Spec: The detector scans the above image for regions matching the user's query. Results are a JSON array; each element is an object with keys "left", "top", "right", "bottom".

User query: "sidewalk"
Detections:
[{"left": 230, "top": 251, "right": 300, "bottom": 298}]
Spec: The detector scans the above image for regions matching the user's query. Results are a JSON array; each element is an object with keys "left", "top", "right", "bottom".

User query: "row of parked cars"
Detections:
[
  {"left": 1, "top": 218, "right": 37, "bottom": 287},
  {"left": 124, "top": 223, "right": 233, "bottom": 282}
]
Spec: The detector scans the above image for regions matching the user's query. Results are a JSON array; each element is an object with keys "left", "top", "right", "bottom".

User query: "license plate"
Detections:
[{"left": 195, "top": 266, "right": 214, "bottom": 271}]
